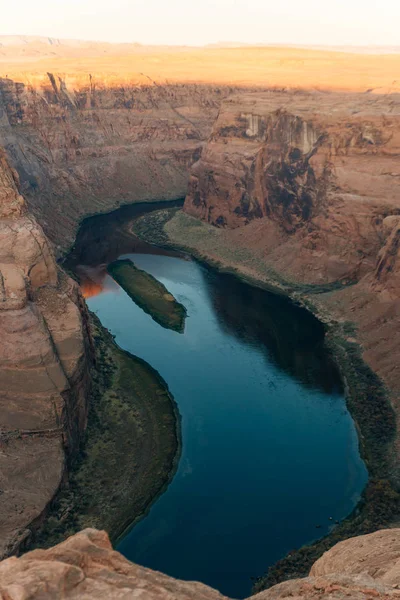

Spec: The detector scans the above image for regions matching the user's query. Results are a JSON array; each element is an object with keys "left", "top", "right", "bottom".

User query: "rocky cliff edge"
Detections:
[
  {"left": 0, "top": 149, "right": 92, "bottom": 558},
  {"left": 183, "top": 91, "right": 400, "bottom": 469},
  {"left": 2, "top": 528, "right": 400, "bottom": 599}
]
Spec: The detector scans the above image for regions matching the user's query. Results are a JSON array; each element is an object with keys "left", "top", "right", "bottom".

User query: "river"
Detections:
[{"left": 67, "top": 203, "right": 368, "bottom": 599}]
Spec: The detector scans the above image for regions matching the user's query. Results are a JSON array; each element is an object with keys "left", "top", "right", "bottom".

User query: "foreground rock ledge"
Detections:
[{"left": 2, "top": 528, "right": 400, "bottom": 599}]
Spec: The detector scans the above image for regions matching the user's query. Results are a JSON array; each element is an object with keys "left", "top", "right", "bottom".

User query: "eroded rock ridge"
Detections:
[
  {"left": 184, "top": 91, "right": 400, "bottom": 447},
  {"left": 185, "top": 92, "right": 400, "bottom": 284},
  {"left": 0, "top": 74, "right": 226, "bottom": 252},
  {"left": 0, "top": 149, "right": 91, "bottom": 557}
]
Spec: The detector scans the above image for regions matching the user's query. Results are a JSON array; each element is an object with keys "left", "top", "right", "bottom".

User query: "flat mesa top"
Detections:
[
  {"left": 1, "top": 39, "right": 400, "bottom": 94},
  {"left": 220, "top": 91, "right": 400, "bottom": 119}
]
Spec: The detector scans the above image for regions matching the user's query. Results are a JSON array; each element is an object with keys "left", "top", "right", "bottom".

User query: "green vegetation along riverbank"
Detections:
[
  {"left": 131, "top": 207, "right": 399, "bottom": 593},
  {"left": 108, "top": 258, "right": 187, "bottom": 333},
  {"left": 30, "top": 314, "right": 181, "bottom": 550}
]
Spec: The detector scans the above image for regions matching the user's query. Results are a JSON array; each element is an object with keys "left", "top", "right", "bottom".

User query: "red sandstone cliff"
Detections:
[
  {"left": 183, "top": 91, "right": 400, "bottom": 448},
  {"left": 0, "top": 149, "right": 92, "bottom": 557},
  {"left": 4, "top": 40, "right": 400, "bottom": 255},
  {"left": 0, "top": 75, "right": 226, "bottom": 252},
  {"left": 185, "top": 91, "right": 400, "bottom": 285}
]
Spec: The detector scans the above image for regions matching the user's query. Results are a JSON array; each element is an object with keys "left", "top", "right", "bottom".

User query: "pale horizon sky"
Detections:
[{"left": 1, "top": 0, "right": 400, "bottom": 47}]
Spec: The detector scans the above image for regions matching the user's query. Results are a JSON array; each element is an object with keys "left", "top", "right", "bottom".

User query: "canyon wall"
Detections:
[
  {"left": 185, "top": 91, "right": 400, "bottom": 284},
  {"left": 2, "top": 527, "right": 400, "bottom": 599},
  {"left": 2, "top": 41, "right": 400, "bottom": 254},
  {"left": 0, "top": 74, "right": 225, "bottom": 253},
  {"left": 0, "top": 149, "right": 92, "bottom": 557},
  {"left": 184, "top": 91, "right": 400, "bottom": 455}
]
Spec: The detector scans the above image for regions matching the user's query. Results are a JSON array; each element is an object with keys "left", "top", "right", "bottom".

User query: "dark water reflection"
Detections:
[
  {"left": 66, "top": 200, "right": 184, "bottom": 267},
  {"left": 67, "top": 204, "right": 367, "bottom": 599},
  {"left": 205, "top": 270, "right": 340, "bottom": 394}
]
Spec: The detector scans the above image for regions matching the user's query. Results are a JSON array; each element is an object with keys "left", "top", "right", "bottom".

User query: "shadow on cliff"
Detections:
[{"left": 65, "top": 200, "right": 185, "bottom": 268}]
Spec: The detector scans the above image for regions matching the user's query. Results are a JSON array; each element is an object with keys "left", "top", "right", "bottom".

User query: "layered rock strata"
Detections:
[
  {"left": 2, "top": 528, "right": 400, "bottom": 600},
  {"left": 0, "top": 75, "right": 226, "bottom": 253},
  {"left": 184, "top": 91, "right": 400, "bottom": 458},
  {"left": 185, "top": 91, "right": 400, "bottom": 285},
  {"left": 0, "top": 149, "right": 91, "bottom": 558},
  {"left": 1, "top": 39, "right": 400, "bottom": 257}
]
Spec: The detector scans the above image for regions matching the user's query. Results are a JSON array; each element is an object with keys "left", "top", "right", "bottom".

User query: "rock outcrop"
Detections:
[
  {"left": 311, "top": 528, "right": 400, "bottom": 583},
  {"left": 0, "top": 149, "right": 91, "bottom": 558},
  {"left": 2, "top": 528, "right": 400, "bottom": 599},
  {"left": 185, "top": 91, "right": 400, "bottom": 285},
  {"left": 0, "top": 74, "right": 225, "bottom": 253},
  {"left": 183, "top": 91, "right": 400, "bottom": 464},
  {"left": 2, "top": 40, "right": 400, "bottom": 254}
]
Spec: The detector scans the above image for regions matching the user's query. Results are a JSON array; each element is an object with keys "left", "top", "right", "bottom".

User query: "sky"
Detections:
[{"left": 1, "top": 0, "right": 400, "bottom": 47}]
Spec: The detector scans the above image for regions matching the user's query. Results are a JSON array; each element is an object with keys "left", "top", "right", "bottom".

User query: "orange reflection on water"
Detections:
[
  {"left": 81, "top": 279, "right": 104, "bottom": 299},
  {"left": 76, "top": 265, "right": 109, "bottom": 299}
]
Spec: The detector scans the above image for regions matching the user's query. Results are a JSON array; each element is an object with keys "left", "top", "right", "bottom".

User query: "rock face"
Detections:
[
  {"left": 311, "top": 529, "right": 400, "bottom": 584},
  {"left": 185, "top": 91, "right": 400, "bottom": 284},
  {"left": 0, "top": 529, "right": 229, "bottom": 600},
  {"left": 3, "top": 38, "right": 400, "bottom": 254},
  {"left": 254, "top": 574, "right": 400, "bottom": 600},
  {"left": 1, "top": 528, "right": 400, "bottom": 599},
  {"left": 0, "top": 74, "right": 225, "bottom": 253},
  {"left": 0, "top": 149, "right": 92, "bottom": 558},
  {"left": 184, "top": 91, "right": 400, "bottom": 451}
]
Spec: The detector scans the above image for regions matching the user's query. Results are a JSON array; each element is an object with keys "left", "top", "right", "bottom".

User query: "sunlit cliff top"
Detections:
[{"left": 1, "top": 39, "right": 400, "bottom": 92}]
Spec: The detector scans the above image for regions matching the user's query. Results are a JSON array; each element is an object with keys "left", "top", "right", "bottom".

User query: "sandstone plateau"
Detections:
[
  {"left": 185, "top": 91, "right": 400, "bottom": 282},
  {"left": 2, "top": 528, "right": 400, "bottom": 599}
]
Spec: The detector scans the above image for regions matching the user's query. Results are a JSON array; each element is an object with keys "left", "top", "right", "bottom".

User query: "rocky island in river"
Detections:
[{"left": 108, "top": 258, "right": 187, "bottom": 332}]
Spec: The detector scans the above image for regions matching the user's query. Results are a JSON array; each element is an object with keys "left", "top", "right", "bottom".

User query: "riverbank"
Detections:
[
  {"left": 30, "top": 313, "right": 181, "bottom": 550},
  {"left": 131, "top": 207, "right": 399, "bottom": 592}
]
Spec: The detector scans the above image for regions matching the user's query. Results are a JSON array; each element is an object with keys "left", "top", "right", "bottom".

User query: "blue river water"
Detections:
[{"left": 83, "top": 249, "right": 368, "bottom": 599}]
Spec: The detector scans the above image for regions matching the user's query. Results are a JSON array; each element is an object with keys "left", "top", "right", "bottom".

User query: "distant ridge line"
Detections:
[{"left": 1, "top": 35, "right": 400, "bottom": 55}]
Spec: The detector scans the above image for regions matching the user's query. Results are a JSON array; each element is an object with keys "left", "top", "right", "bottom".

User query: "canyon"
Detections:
[
  {"left": 1, "top": 40, "right": 400, "bottom": 253},
  {"left": 0, "top": 59, "right": 225, "bottom": 252},
  {"left": 1, "top": 37, "right": 400, "bottom": 597}
]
